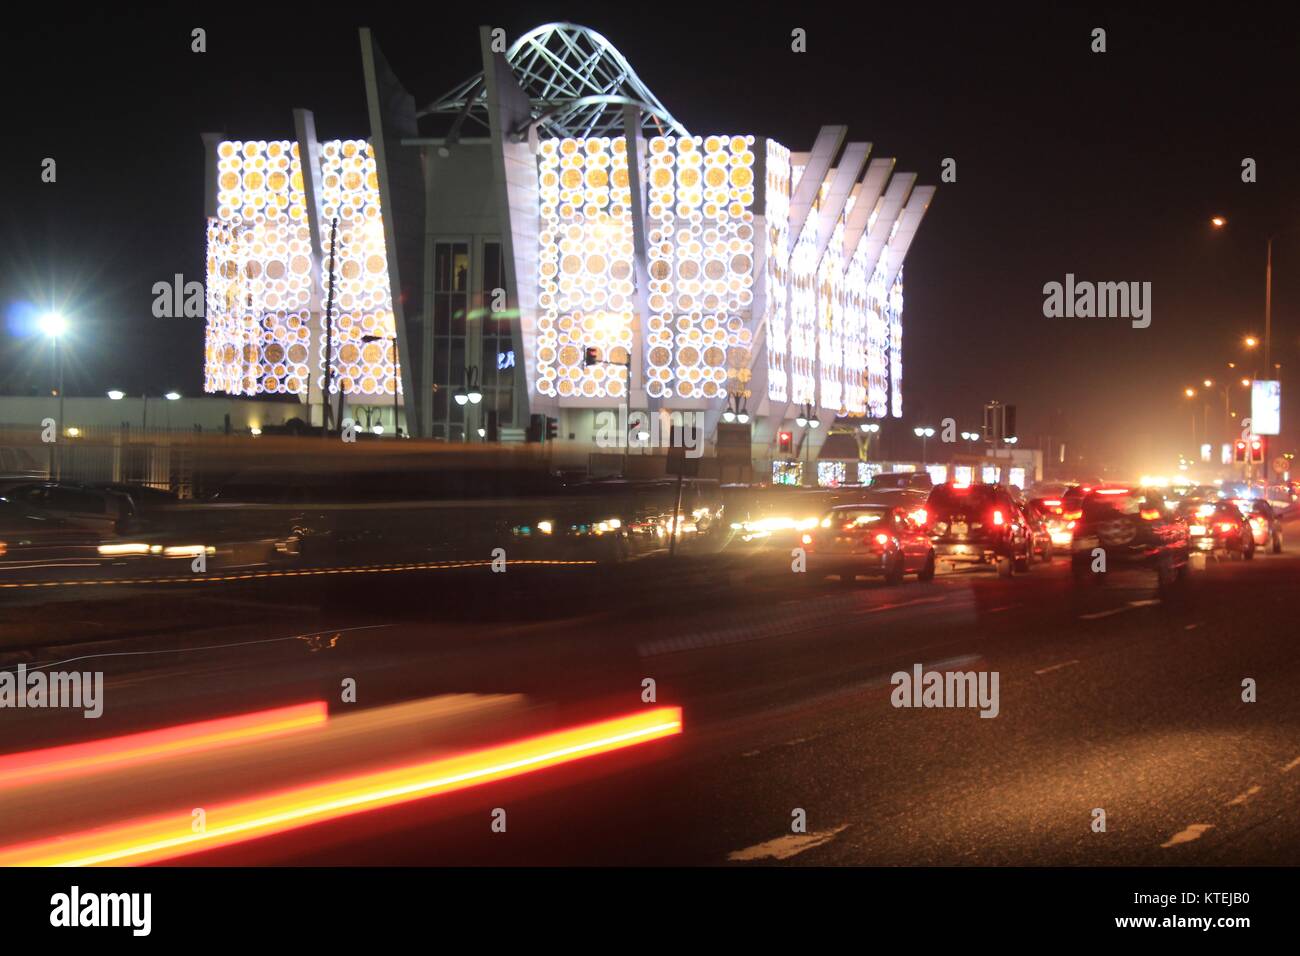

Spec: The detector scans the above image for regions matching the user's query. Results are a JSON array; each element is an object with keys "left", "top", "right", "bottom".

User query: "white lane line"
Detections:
[
  {"left": 1281, "top": 756, "right": 1300, "bottom": 773},
  {"left": 1034, "top": 659, "right": 1081, "bottom": 676},
  {"left": 1226, "top": 785, "right": 1262, "bottom": 807},
  {"left": 727, "top": 824, "right": 849, "bottom": 862},
  {"left": 865, "top": 596, "right": 947, "bottom": 614},
  {"left": 1161, "top": 823, "right": 1214, "bottom": 848},
  {"left": 1079, "top": 599, "right": 1161, "bottom": 621}
]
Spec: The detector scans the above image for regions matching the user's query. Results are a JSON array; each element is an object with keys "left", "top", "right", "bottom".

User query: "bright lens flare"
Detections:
[{"left": 0, "top": 706, "right": 682, "bottom": 866}]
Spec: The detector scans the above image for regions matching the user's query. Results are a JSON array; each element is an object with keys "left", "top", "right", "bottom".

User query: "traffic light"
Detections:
[
  {"left": 583, "top": 347, "right": 599, "bottom": 367},
  {"left": 778, "top": 430, "right": 793, "bottom": 455},
  {"left": 545, "top": 416, "right": 558, "bottom": 441},
  {"left": 1250, "top": 438, "right": 1264, "bottom": 463},
  {"left": 1002, "top": 404, "right": 1017, "bottom": 440},
  {"left": 1234, "top": 440, "right": 1248, "bottom": 463}
]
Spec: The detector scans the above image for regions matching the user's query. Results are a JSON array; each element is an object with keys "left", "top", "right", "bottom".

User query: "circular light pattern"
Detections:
[
  {"left": 317, "top": 140, "right": 399, "bottom": 397},
  {"left": 536, "top": 137, "right": 635, "bottom": 399},
  {"left": 207, "top": 141, "right": 312, "bottom": 395},
  {"left": 644, "top": 135, "right": 755, "bottom": 400},
  {"left": 764, "top": 140, "right": 791, "bottom": 404}
]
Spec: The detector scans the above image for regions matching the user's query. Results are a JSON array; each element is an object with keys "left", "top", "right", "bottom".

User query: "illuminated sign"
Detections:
[{"left": 1251, "top": 379, "right": 1281, "bottom": 435}]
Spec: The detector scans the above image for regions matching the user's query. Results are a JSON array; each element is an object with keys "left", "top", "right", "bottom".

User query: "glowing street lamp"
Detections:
[
  {"left": 40, "top": 312, "right": 67, "bottom": 479},
  {"left": 164, "top": 391, "right": 181, "bottom": 401},
  {"left": 107, "top": 390, "right": 126, "bottom": 401},
  {"left": 1211, "top": 216, "right": 1227, "bottom": 228},
  {"left": 1244, "top": 335, "right": 1259, "bottom": 349},
  {"left": 913, "top": 425, "right": 935, "bottom": 466},
  {"left": 1183, "top": 387, "right": 1197, "bottom": 399}
]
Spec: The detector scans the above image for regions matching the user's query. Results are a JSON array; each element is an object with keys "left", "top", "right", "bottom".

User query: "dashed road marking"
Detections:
[
  {"left": 728, "top": 824, "right": 849, "bottom": 862},
  {"left": 1226, "top": 785, "right": 1262, "bottom": 807},
  {"left": 1282, "top": 756, "right": 1300, "bottom": 773},
  {"left": 1161, "top": 823, "right": 1214, "bottom": 848},
  {"left": 1079, "top": 599, "right": 1160, "bottom": 621},
  {"left": 1034, "top": 659, "right": 1080, "bottom": 676}
]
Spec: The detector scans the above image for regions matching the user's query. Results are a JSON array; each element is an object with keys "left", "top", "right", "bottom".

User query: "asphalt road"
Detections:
[{"left": 2, "top": 522, "right": 1298, "bottom": 866}]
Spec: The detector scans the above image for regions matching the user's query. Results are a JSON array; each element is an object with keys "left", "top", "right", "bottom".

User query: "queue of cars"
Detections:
[{"left": 733, "top": 471, "right": 1294, "bottom": 590}]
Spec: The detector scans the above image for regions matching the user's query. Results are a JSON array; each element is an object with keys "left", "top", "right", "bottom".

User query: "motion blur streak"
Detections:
[
  {"left": 0, "top": 706, "right": 683, "bottom": 866},
  {"left": 0, "top": 701, "right": 328, "bottom": 789}
]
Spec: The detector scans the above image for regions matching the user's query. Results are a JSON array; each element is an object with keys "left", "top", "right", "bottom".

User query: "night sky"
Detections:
[{"left": 4, "top": 4, "right": 1298, "bottom": 473}]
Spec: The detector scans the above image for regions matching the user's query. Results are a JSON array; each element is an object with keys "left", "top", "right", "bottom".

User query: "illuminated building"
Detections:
[{"left": 201, "top": 23, "right": 933, "bottom": 465}]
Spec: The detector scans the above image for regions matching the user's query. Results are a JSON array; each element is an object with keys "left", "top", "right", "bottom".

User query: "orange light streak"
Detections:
[
  {"left": 0, "top": 706, "right": 682, "bottom": 866},
  {"left": 0, "top": 701, "right": 327, "bottom": 790}
]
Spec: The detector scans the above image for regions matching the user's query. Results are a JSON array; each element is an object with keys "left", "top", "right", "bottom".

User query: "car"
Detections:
[
  {"left": 867, "top": 472, "right": 934, "bottom": 494},
  {"left": 1071, "top": 485, "right": 1191, "bottom": 590},
  {"left": 924, "top": 482, "right": 1031, "bottom": 577},
  {"left": 799, "top": 503, "right": 935, "bottom": 585},
  {"left": 1228, "top": 497, "right": 1283, "bottom": 553},
  {"left": 1026, "top": 485, "right": 1080, "bottom": 549},
  {"left": 1177, "top": 497, "right": 1254, "bottom": 559},
  {"left": 0, "top": 480, "right": 134, "bottom": 536},
  {"left": 0, "top": 496, "right": 101, "bottom": 567},
  {"left": 1015, "top": 497, "right": 1055, "bottom": 562}
]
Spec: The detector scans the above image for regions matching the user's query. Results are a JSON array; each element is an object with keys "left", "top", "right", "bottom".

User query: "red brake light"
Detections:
[
  {"left": 1041, "top": 499, "right": 1062, "bottom": 507},
  {"left": 1139, "top": 508, "right": 1161, "bottom": 521},
  {"left": 1217, "top": 522, "right": 1236, "bottom": 533},
  {"left": 1096, "top": 488, "right": 1129, "bottom": 496},
  {"left": 1062, "top": 509, "right": 1082, "bottom": 521},
  {"left": 992, "top": 509, "right": 1004, "bottom": 526},
  {"left": 910, "top": 508, "right": 928, "bottom": 526},
  {"left": 874, "top": 532, "right": 891, "bottom": 546}
]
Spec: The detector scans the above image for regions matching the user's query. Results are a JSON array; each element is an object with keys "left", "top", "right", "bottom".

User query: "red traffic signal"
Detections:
[
  {"left": 778, "top": 430, "right": 793, "bottom": 455},
  {"left": 1234, "top": 440, "right": 1248, "bottom": 463},
  {"left": 1250, "top": 438, "right": 1264, "bottom": 463}
]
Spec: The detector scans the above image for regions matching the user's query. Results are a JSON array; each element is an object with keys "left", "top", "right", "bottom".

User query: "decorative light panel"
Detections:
[
  {"left": 817, "top": 214, "right": 846, "bottom": 414},
  {"left": 764, "top": 139, "right": 791, "bottom": 404},
  {"left": 788, "top": 208, "right": 819, "bottom": 406},
  {"left": 316, "top": 139, "right": 399, "bottom": 397},
  {"left": 535, "top": 137, "right": 636, "bottom": 399},
  {"left": 206, "top": 140, "right": 314, "bottom": 396},
  {"left": 644, "top": 134, "right": 756, "bottom": 401},
  {"left": 888, "top": 267, "right": 904, "bottom": 418}
]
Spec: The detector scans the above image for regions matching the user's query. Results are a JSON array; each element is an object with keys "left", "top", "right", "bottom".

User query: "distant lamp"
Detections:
[
  {"left": 454, "top": 389, "right": 469, "bottom": 406},
  {"left": 477, "top": 427, "right": 486, "bottom": 438},
  {"left": 861, "top": 422, "right": 880, "bottom": 434},
  {"left": 737, "top": 411, "right": 750, "bottom": 425},
  {"left": 39, "top": 312, "right": 67, "bottom": 338},
  {"left": 1183, "top": 387, "right": 1196, "bottom": 398},
  {"left": 722, "top": 409, "right": 736, "bottom": 423},
  {"left": 1211, "top": 216, "right": 1227, "bottom": 228},
  {"left": 164, "top": 391, "right": 181, "bottom": 401},
  {"left": 107, "top": 390, "right": 126, "bottom": 401},
  {"left": 1243, "top": 335, "right": 1259, "bottom": 349}
]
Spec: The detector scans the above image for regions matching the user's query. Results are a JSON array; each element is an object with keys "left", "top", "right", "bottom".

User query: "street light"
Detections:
[
  {"left": 361, "top": 334, "right": 401, "bottom": 437},
  {"left": 795, "top": 402, "right": 820, "bottom": 486},
  {"left": 164, "top": 391, "right": 181, "bottom": 401},
  {"left": 40, "top": 312, "right": 67, "bottom": 479},
  {"left": 1244, "top": 335, "right": 1259, "bottom": 349},
  {"left": 1211, "top": 215, "right": 1276, "bottom": 379},
  {"left": 107, "top": 390, "right": 125, "bottom": 401},
  {"left": 913, "top": 425, "right": 935, "bottom": 466}
]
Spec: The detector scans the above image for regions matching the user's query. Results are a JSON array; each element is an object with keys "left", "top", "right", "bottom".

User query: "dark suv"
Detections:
[
  {"left": 924, "top": 482, "right": 1031, "bottom": 577},
  {"left": 1070, "top": 485, "right": 1190, "bottom": 591}
]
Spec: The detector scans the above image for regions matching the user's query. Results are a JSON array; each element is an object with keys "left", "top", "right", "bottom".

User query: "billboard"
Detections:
[{"left": 1251, "top": 380, "right": 1281, "bottom": 436}]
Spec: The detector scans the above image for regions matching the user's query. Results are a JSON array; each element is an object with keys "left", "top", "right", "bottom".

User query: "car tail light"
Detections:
[
  {"left": 874, "top": 532, "right": 891, "bottom": 547},
  {"left": 1062, "top": 509, "right": 1082, "bottom": 521},
  {"left": 1217, "top": 522, "right": 1236, "bottom": 533},
  {"left": 1139, "top": 508, "right": 1161, "bottom": 521},
  {"left": 0, "top": 541, "right": 6, "bottom": 558},
  {"left": 910, "top": 508, "right": 928, "bottom": 526},
  {"left": 1042, "top": 499, "right": 1062, "bottom": 507},
  {"left": 991, "top": 509, "right": 1004, "bottom": 526}
]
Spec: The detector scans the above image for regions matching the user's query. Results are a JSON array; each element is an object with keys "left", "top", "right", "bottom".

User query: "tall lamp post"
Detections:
[
  {"left": 39, "top": 312, "right": 67, "bottom": 479},
  {"left": 795, "top": 402, "right": 820, "bottom": 487},
  {"left": 453, "top": 366, "right": 483, "bottom": 442},
  {"left": 1211, "top": 217, "right": 1277, "bottom": 387},
  {"left": 362, "top": 334, "right": 400, "bottom": 438},
  {"left": 913, "top": 425, "right": 935, "bottom": 468}
]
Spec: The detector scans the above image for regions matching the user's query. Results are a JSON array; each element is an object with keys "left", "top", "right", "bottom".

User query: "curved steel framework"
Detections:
[{"left": 421, "top": 22, "right": 688, "bottom": 140}]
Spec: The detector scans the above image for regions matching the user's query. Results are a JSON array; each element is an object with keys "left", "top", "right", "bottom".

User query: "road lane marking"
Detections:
[
  {"left": 1079, "top": 599, "right": 1161, "bottom": 621},
  {"left": 987, "top": 604, "right": 1021, "bottom": 613},
  {"left": 727, "top": 824, "right": 849, "bottom": 862},
  {"left": 1034, "top": 659, "right": 1080, "bottom": 676},
  {"left": 1282, "top": 756, "right": 1300, "bottom": 773},
  {"left": 864, "top": 596, "right": 947, "bottom": 613},
  {"left": 1161, "top": 823, "right": 1214, "bottom": 848},
  {"left": 1226, "top": 785, "right": 1262, "bottom": 807}
]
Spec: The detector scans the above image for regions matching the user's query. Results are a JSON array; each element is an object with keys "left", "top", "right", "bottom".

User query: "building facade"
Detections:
[{"left": 201, "top": 23, "right": 934, "bottom": 475}]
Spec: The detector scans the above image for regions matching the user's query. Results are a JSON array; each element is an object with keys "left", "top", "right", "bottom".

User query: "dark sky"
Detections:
[{"left": 4, "top": 3, "right": 1299, "bottom": 473}]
